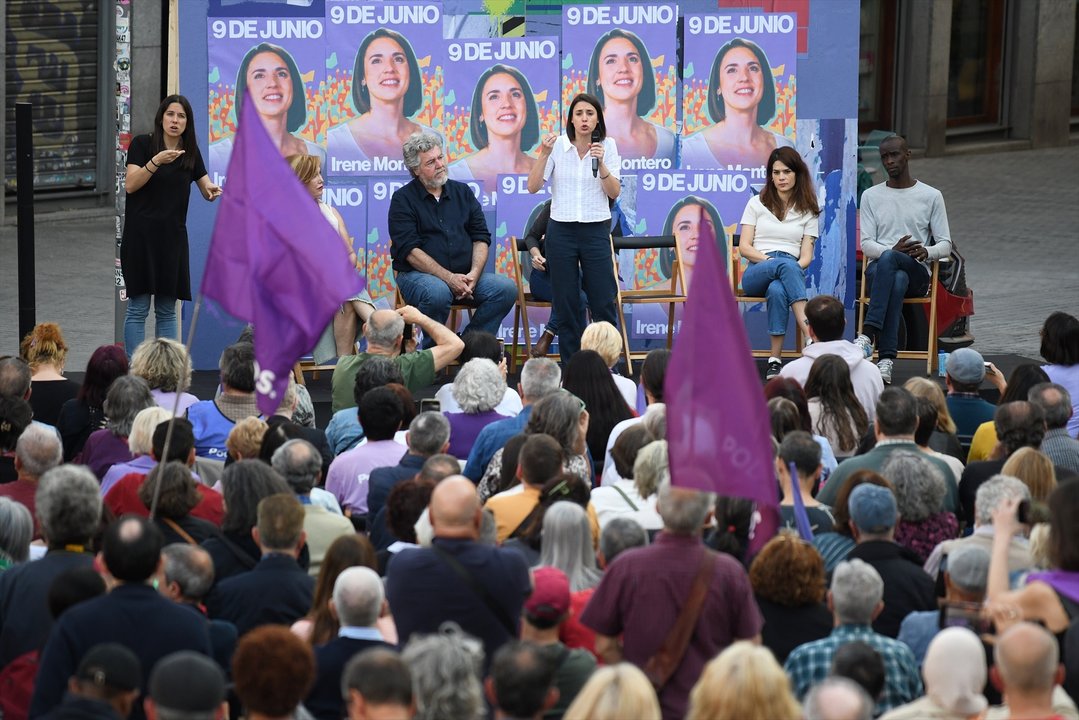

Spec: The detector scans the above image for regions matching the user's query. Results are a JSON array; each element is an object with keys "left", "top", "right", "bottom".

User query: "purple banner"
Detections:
[
  {"left": 442, "top": 37, "right": 560, "bottom": 208},
  {"left": 561, "top": 4, "right": 678, "bottom": 172},
  {"left": 681, "top": 12, "right": 797, "bottom": 174},
  {"left": 206, "top": 16, "right": 328, "bottom": 186},
  {"left": 324, "top": 0, "right": 444, "bottom": 176}
]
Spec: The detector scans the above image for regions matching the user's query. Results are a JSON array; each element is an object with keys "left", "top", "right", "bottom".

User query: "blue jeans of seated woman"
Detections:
[
  {"left": 528, "top": 266, "right": 586, "bottom": 336},
  {"left": 740, "top": 251, "right": 807, "bottom": 336},
  {"left": 124, "top": 294, "right": 177, "bottom": 357}
]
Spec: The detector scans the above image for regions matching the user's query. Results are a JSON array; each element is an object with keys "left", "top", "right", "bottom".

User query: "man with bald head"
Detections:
[
  {"left": 385, "top": 476, "right": 530, "bottom": 671},
  {"left": 330, "top": 305, "right": 464, "bottom": 413},
  {"left": 991, "top": 622, "right": 1067, "bottom": 720},
  {"left": 856, "top": 134, "right": 952, "bottom": 385}
]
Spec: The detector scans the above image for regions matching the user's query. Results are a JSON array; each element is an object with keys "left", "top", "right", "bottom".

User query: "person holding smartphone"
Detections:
[{"left": 856, "top": 135, "right": 952, "bottom": 385}]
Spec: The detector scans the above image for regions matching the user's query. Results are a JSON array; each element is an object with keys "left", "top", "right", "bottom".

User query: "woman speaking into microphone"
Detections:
[{"left": 527, "top": 93, "right": 621, "bottom": 364}]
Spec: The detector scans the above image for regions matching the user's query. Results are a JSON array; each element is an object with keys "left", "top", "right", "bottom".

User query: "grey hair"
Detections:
[
  {"left": 408, "top": 412, "right": 452, "bottom": 456},
  {"left": 656, "top": 478, "right": 715, "bottom": 534},
  {"left": 271, "top": 438, "right": 322, "bottom": 495},
  {"left": 162, "top": 543, "right": 215, "bottom": 601},
  {"left": 402, "top": 132, "right": 444, "bottom": 175},
  {"left": 803, "top": 677, "right": 874, "bottom": 720},
  {"left": 127, "top": 406, "right": 173, "bottom": 456},
  {"left": 539, "top": 502, "right": 603, "bottom": 592},
  {"left": 401, "top": 622, "right": 485, "bottom": 720},
  {"left": 333, "top": 566, "right": 384, "bottom": 628},
  {"left": 526, "top": 392, "right": 583, "bottom": 453},
  {"left": 974, "top": 475, "right": 1031, "bottom": 526},
  {"left": 1028, "top": 382, "right": 1072, "bottom": 430},
  {"left": 15, "top": 424, "right": 62, "bottom": 478},
  {"left": 830, "top": 559, "right": 884, "bottom": 625},
  {"left": 451, "top": 359, "right": 506, "bottom": 414},
  {"left": 880, "top": 450, "right": 947, "bottom": 522},
  {"left": 599, "top": 517, "right": 649, "bottom": 565},
  {"left": 0, "top": 497, "right": 33, "bottom": 564},
  {"left": 366, "top": 312, "right": 406, "bottom": 348},
  {"left": 633, "top": 440, "right": 669, "bottom": 499},
  {"left": 104, "top": 374, "right": 155, "bottom": 436},
  {"left": 519, "top": 358, "right": 561, "bottom": 401},
  {"left": 641, "top": 403, "right": 666, "bottom": 441},
  {"left": 0, "top": 357, "right": 32, "bottom": 398},
  {"left": 480, "top": 508, "right": 498, "bottom": 546},
  {"left": 36, "top": 465, "right": 102, "bottom": 547}
]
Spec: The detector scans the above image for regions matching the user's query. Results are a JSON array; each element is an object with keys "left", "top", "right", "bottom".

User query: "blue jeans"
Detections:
[
  {"left": 864, "top": 249, "right": 931, "bottom": 360},
  {"left": 545, "top": 219, "right": 619, "bottom": 364},
  {"left": 528, "top": 266, "right": 586, "bottom": 336},
  {"left": 740, "top": 252, "right": 807, "bottom": 336},
  {"left": 124, "top": 294, "right": 177, "bottom": 357},
  {"left": 396, "top": 270, "right": 517, "bottom": 346}
]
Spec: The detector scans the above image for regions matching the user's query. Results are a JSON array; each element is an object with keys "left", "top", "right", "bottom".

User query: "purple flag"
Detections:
[
  {"left": 201, "top": 91, "right": 363, "bottom": 416},
  {"left": 665, "top": 205, "right": 778, "bottom": 555},
  {"left": 789, "top": 462, "right": 814, "bottom": 541}
]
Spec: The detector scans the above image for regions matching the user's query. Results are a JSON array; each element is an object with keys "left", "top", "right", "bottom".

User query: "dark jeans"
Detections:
[
  {"left": 545, "top": 219, "right": 619, "bottom": 363},
  {"left": 528, "top": 266, "right": 586, "bottom": 336},
  {"left": 864, "top": 249, "right": 931, "bottom": 360}
]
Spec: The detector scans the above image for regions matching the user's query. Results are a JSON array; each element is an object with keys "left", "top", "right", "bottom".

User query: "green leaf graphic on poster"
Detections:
[
  {"left": 327, "top": 52, "right": 338, "bottom": 69},
  {"left": 635, "top": 219, "right": 647, "bottom": 234},
  {"left": 562, "top": 53, "right": 574, "bottom": 70},
  {"left": 496, "top": 221, "right": 507, "bottom": 238},
  {"left": 208, "top": 67, "right": 220, "bottom": 83},
  {"left": 367, "top": 228, "right": 379, "bottom": 244},
  {"left": 444, "top": 89, "right": 456, "bottom": 107},
  {"left": 684, "top": 62, "right": 694, "bottom": 80}
]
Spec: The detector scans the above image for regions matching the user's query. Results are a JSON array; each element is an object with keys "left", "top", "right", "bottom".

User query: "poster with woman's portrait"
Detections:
[
  {"left": 681, "top": 13, "right": 797, "bottom": 174},
  {"left": 206, "top": 16, "right": 328, "bottom": 185},
  {"left": 325, "top": 0, "right": 443, "bottom": 177},
  {"left": 363, "top": 175, "right": 410, "bottom": 302},
  {"left": 561, "top": 4, "right": 678, "bottom": 172},
  {"left": 621, "top": 169, "right": 754, "bottom": 347},
  {"left": 442, "top": 37, "right": 560, "bottom": 205}
]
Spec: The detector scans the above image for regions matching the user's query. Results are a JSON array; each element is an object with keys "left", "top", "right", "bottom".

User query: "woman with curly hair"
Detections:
[
  {"left": 76, "top": 374, "right": 155, "bottom": 480},
  {"left": 20, "top": 322, "right": 80, "bottom": 426},
  {"left": 401, "top": 622, "right": 485, "bottom": 720},
  {"left": 749, "top": 532, "right": 832, "bottom": 662},
  {"left": 138, "top": 461, "right": 219, "bottom": 544},
  {"left": 232, "top": 626, "right": 316, "bottom": 720},
  {"left": 444, "top": 358, "right": 510, "bottom": 459},
  {"left": 129, "top": 337, "right": 199, "bottom": 415},
  {"left": 806, "top": 354, "right": 868, "bottom": 458},
  {"left": 883, "top": 450, "right": 958, "bottom": 563},
  {"left": 686, "top": 641, "right": 801, "bottom": 720}
]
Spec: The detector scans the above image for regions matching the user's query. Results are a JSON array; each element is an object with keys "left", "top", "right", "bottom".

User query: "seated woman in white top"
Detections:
[
  {"left": 590, "top": 425, "right": 663, "bottom": 532},
  {"left": 737, "top": 146, "right": 820, "bottom": 381}
]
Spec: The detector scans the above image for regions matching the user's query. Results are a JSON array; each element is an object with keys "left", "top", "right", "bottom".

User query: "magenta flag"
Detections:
[
  {"left": 665, "top": 205, "right": 778, "bottom": 554},
  {"left": 201, "top": 91, "right": 363, "bottom": 416}
]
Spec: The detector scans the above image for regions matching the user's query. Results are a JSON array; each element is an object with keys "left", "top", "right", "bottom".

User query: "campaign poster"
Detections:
[
  {"left": 681, "top": 12, "right": 797, "bottom": 175},
  {"left": 494, "top": 173, "right": 552, "bottom": 346},
  {"left": 322, "top": 178, "right": 368, "bottom": 281},
  {"left": 622, "top": 169, "right": 756, "bottom": 346},
  {"left": 325, "top": 0, "right": 444, "bottom": 177},
  {"left": 206, "top": 16, "right": 328, "bottom": 186},
  {"left": 561, "top": 4, "right": 678, "bottom": 173},
  {"left": 443, "top": 36, "right": 560, "bottom": 207},
  {"left": 363, "top": 175, "right": 411, "bottom": 303}
]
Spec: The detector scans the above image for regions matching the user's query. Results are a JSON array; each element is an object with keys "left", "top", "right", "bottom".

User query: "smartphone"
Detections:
[
  {"left": 940, "top": 601, "right": 993, "bottom": 635},
  {"left": 1017, "top": 499, "right": 1031, "bottom": 525},
  {"left": 419, "top": 399, "right": 441, "bottom": 413},
  {"left": 497, "top": 338, "right": 506, "bottom": 361},
  {"left": 402, "top": 322, "right": 413, "bottom": 341}
]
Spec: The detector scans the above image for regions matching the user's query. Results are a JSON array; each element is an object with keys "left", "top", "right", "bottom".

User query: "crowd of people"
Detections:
[{"left": 0, "top": 303, "right": 1077, "bottom": 720}]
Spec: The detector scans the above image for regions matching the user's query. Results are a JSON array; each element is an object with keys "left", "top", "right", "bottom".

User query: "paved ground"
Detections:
[{"left": 2, "top": 145, "right": 1077, "bottom": 369}]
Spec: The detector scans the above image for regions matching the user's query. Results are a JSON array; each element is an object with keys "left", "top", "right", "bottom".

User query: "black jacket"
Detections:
[{"left": 847, "top": 540, "right": 936, "bottom": 638}]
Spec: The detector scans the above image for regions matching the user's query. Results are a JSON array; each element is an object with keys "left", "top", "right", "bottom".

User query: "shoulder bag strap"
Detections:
[
  {"left": 162, "top": 517, "right": 198, "bottom": 546},
  {"left": 611, "top": 485, "right": 639, "bottom": 511},
  {"left": 430, "top": 544, "right": 518, "bottom": 637},
  {"left": 642, "top": 550, "right": 717, "bottom": 692}
]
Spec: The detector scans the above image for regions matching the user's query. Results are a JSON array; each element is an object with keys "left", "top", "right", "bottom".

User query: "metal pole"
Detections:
[{"left": 15, "top": 102, "right": 35, "bottom": 340}]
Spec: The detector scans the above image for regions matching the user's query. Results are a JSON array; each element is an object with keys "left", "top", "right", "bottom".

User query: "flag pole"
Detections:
[{"left": 149, "top": 294, "right": 204, "bottom": 519}]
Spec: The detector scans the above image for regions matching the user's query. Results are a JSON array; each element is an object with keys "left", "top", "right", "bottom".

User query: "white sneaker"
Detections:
[
  {"left": 854, "top": 334, "right": 874, "bottom": 359},
  {"left": 877, "top": 358, "right": 894, "bottom": 385},
  {"left": 765, "top": 358, "right": 783, "bottom": 380}
]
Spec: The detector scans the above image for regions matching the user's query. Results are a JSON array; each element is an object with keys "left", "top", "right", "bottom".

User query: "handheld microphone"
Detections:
[{"left": 591, "top": 130, "right": 600, "bottom": 178}]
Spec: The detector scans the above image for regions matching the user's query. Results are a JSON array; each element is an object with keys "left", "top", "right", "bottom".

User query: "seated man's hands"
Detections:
[
  {"left": 893, "top": 234, "right": 929, "bottom": 261},
  {"left": 446, "top": 273, "right": 473, "bottom": 300}
]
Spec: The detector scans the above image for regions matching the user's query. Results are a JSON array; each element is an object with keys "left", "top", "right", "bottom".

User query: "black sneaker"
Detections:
[{"left": 765, "top": 359, "right": 783, "bottom": 380}]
